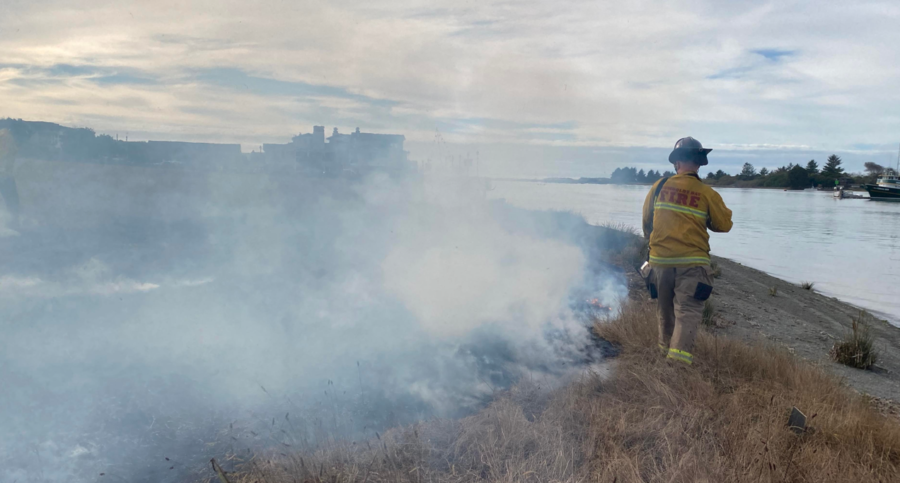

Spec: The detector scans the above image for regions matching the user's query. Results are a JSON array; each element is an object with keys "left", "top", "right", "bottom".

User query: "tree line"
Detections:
[
  {"left": 706, "top": 155, "right": 842, "bottom": 189},
  {"left": 609, "top": 167, "right": 674, "bottom": 184},
  {"left": 610, "top": 154, "right": 891, "bottom": 190},
  {"left": 707, "top": 155, "right": 892, "bottom": 189}
]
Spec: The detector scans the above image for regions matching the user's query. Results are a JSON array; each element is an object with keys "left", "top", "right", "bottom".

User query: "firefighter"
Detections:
[
  {"left": 0, "top": 129, "right": 20, "bottom": 229},
  {"left": 641, "top": 137, "right": 732, "bottom": 365}
]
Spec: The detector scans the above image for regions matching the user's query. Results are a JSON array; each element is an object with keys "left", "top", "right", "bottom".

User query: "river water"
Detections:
[{"left": 488, "top": 180, "right": 900, "bottom": 326}]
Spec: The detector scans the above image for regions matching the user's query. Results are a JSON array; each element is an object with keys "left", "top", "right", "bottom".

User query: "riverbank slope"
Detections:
[
  {"left": 618, "top": 246, "right": 900, "bottom": 405},
  {"left": 620, "top": 251, "right": 900, "bottom": 408},
  {"left": 710, "top": 255, "right": 900, "bottom": 406}
]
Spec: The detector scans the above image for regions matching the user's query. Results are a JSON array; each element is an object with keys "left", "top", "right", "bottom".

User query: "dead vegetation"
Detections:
[
  {"left": 220, "top": 302, "right": 900, "bottom": 483},
  {"left": 598, "top": 222, "right": 646, "bottom": 271},
  {"left": 710, "top": 259, "right": 721, "bottom": 278},
  {"left": 702, "top": 299, "right": 716, "bottom": 327},
  {"left": 831, "top": 310, "right": 879, "bottom": 370},
  {"left": 800, "top": 281, "right": 815, "bottom": 291}
]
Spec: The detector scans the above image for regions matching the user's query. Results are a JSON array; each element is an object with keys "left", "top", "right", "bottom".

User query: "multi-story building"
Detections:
[
  {"left": 263, "top": 126, "right": 410, "bottom": 175},
  {"left": 327, "top": 127, "right": 407, "bottom": 169},
  {"left": 262, "top": 126, "right": 326, "bottom": 164}
]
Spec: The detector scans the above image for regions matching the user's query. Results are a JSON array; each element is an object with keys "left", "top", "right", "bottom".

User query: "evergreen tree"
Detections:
[
  {"left": 740, "top": 163, "right": 756, "bottom": 179},
  {"left": 714, "top": 169, "right": 726, "bottom": 179},
  {"left": 706, "top": 172, "right": 716, "bottom": 179},
  {"left": 788, "top": 165, "right": 809, "bottom": 189},
  {"left": 759, "top": 167, "right": 769, "bottom": 176},
  {"left": 611, "top": 166, "right": 646, "bottom": 183},
  {"left": 806, "top": 159, "right": 818, "bottom": 174},
  {"left": 662, "top": 170, "right": 675, "bottom": 177},
  {"left": 822, "top": 154, "right": 844, "bottom": 179}
]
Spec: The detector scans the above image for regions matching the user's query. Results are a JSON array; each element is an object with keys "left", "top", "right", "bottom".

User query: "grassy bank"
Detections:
[{"left": 216, "top": 300, "right": 900, "bottom": 483}]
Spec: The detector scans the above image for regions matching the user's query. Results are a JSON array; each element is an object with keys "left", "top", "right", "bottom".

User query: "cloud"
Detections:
[
  {"left": 2, "top": 0, "right": 900, "bottom": 171},
  {"left": 191, "top": 67, "right": 398, "bottom": 108},
  {"left": 0, "top": 63, "right": 159, "bottom": 87},
  {"left": 0, "top": 258, "right": 162, "bottom": 297}
]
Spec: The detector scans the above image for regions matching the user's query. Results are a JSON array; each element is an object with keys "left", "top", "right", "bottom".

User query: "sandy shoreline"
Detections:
[{"left": 707, "top": 256, "right": 900, "bottom": 404}]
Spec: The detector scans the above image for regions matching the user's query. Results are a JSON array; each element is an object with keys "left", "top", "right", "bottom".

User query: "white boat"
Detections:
[{"left": 833, "top": 187, "right": 867, "bottom": 199}]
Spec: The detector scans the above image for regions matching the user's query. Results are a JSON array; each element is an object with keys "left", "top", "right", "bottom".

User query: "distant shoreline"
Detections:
[
  {"left": 490, "top": 177, "right": 650, "bottom": 186},
  {"left": 499, "top": 178, "right": 857, "bottom": 192}
]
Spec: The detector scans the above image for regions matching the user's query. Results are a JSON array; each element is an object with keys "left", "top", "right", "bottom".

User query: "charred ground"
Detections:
[{"left": 211, "top": 230, "right": 900, "bottom": 483}]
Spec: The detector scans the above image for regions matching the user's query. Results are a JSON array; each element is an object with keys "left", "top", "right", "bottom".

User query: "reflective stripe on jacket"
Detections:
[{"left": 642, "top": 173, "right": 732, "bottom": 267}]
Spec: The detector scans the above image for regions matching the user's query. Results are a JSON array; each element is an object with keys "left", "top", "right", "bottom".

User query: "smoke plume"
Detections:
[{"left": 0, "top": 164, "right": 624, "bottom": 482}]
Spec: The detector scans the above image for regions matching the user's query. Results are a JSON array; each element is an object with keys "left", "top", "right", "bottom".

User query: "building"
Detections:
[
  {"left": 262, "top": 126, "right": 410, "bottom": 175},
  {"left": 327, "top": 127, "right": 408, "bottom": 169},
  {"left": 146, "top": 141, "right": 243, "bottom": 166},
  {"left": 1, "top": 119, "right": 413, "bottom": 176},
  {"left": 262, "top": 126, "right": 326, "bottom": 164}
]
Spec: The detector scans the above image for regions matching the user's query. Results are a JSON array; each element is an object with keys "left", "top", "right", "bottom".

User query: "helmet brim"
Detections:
[{"left": 669, "top": 147, "right": 711, "bottom": 166}]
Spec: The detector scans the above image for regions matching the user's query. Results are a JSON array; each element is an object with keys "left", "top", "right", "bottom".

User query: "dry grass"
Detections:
[
  {"left": 225, "top": 381, "right": 594, "bottom": 483},
  {"left": 702, "top": 300, "right": 716, "bottom": 327},
  {"left": 831, "top": 310, "right": 879, "bottom": 370},
  {"left": 710, "top": 260, "right": 721, "bottom": 279},
  {"left": 800, "top": 281, "right": 815, "bottom": 291},
  {"left": 598, "top": 221, "right": 639, "bottom": 237},
  {"left": 598, "top": 223, "right": 646, "bottom": 271},
  {"left": 221, "top": 302, "right": 900, "bottom": 483},
  {"left": 595, "top": 302, "right": 900, "bottom": 482}
]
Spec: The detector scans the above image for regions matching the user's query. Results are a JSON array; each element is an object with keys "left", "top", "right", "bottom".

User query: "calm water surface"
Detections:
[{"left": 489, "top": 181, "right": 900, "bottom": 325}]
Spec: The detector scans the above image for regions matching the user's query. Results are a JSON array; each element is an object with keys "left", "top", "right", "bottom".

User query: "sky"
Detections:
[{"left": 2, "top": 0, "right": 900, "bottom": 177}]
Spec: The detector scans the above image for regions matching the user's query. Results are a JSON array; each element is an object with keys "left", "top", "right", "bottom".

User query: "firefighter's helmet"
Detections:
[{"left": 668, "top": 137, "right": 711, "bottom": 166}]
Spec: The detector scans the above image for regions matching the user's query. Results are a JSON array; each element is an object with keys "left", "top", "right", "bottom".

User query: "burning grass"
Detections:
[{"left": 219, "top": 301, "right": 900, "bottom": 483}]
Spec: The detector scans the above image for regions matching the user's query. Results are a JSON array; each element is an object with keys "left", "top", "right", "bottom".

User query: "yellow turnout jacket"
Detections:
[{"left": 642, "top": 173, "right": 733, "bottom": 267}]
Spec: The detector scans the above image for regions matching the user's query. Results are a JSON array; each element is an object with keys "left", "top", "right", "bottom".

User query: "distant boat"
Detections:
[
  {"left": 866, "top": 174, "right": 900, "bottom": 200},
  {"left": 833, "top": 187, "right": 867, "bottom": 199},
  {"left": 865, "top": 144, "right": 900, "bottom": 201}
]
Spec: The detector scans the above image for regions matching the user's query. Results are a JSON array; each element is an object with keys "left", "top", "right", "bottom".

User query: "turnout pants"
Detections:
[{"left": 651, "top": 265, "right": 714, "bottom": 365}]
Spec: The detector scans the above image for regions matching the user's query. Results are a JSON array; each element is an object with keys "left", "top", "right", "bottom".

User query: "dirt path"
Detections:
[{"left": 709, "top": 256, "right": 900, "bottom": 405}]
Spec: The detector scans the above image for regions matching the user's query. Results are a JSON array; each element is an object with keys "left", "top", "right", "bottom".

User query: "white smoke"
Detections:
[
  {"left": 381, "top": 206, "right": 585, "bottom": 339},
  {"left": 0, "top": 165, "right": 625, "bottom": 482}
]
